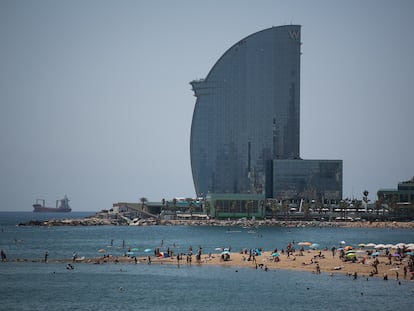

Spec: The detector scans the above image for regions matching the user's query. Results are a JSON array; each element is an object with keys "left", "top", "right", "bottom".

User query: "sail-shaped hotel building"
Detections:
[{"left": 190, "top": 25, "right": 342, "bottom": 203}]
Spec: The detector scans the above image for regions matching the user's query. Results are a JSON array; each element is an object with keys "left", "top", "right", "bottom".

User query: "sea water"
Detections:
[{"left": 1, "top": 212, "right": 414, "bottom": 310}]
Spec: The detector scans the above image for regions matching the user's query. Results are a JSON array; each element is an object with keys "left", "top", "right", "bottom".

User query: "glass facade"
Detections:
[
  {"left": 377, "top": 177, "right": 414, "bottom": 203},
  {"left": 272, "top": 159, "right": 343, "bottom": 201},
  {"left": 190, "top": 26, "right": 302, "bottom": 197}
]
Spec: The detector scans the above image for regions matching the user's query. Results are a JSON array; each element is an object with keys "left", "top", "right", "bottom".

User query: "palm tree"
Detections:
[
  {"left": 139, "top": 197, "right": 148, "bottom": 211},
  {"left": 390, "top": 194, "right": 398, "bottom": 218},
  {"left": 189, "top": 202, "right": 194, "bottom": 219}
]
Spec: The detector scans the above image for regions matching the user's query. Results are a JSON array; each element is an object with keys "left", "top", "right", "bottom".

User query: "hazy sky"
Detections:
[{"left": 1, "top": 0, "right": 413, "bottom": 211}]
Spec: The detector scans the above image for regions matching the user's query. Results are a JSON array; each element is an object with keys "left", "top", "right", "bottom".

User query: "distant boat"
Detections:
[{"left": 33, "top": 195, "right": 72, "bottom": 213}]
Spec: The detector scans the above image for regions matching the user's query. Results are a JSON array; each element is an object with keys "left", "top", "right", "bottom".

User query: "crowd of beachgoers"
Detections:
[
  {"left": 4, "top": 239, "right": 412, "bottom": 283},
  {"left": 107, "top": 241, "right": 413, "bottom": 280}
]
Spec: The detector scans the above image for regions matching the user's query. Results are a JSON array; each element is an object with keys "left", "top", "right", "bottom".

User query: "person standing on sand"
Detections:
[
  {"left": 373, "top": 258, "right": 379, "bottom": 274},
  {"left": 44, "top": 251, "right": 48, "bottom": 263}
]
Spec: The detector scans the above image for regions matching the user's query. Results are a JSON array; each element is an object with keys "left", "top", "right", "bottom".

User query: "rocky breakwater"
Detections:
[
  {"left": 160, "top": 218, "right": 343, "bottom": 228},
  {"left": 18, "top": 211, "right": 414, "bottom": 229},
  {"left": 18, "top": 211, "right": 131, "bottom": 226}
]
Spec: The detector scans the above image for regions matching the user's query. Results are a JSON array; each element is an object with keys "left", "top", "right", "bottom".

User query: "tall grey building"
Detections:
[{"left": 190, "top": 25, "right": 342, "bottom": 201}]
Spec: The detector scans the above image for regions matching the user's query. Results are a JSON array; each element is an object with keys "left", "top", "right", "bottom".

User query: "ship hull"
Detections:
[{"left": 33, "top": 205, "right": 71, "bottom": 213}]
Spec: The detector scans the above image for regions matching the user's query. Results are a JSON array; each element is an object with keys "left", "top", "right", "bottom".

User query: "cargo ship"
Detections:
[{"left": 33, "top": 195, "right": 72, "bottom": 212}]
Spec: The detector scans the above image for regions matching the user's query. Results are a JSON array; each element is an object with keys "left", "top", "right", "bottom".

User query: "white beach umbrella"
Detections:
[
  {"left": 384, "top": 244, "right": 394, "bottom": 249},
  {"left": 365, "top": 243, "right": 376, "bottom": 248},
  {"left": 394, "top": 243, "right": 406, "bottom": 249},
  {"left": 310, "top": 243, "right": 320, "bottom": 249},
  {"left": 374, "top": 244, "right": 385, "bottom": 249},
  {"left": 405, "top": 244, "right": 414, "bottom": 250}
]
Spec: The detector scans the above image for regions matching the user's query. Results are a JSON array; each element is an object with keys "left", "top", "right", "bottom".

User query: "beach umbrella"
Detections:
[
  {"left": 340, "top": 241, "right": 346, "bottom": 245},
  {"left": 358, "top": 244, "right": 366, "bottom": 247},
  {"left": 344, "top": 246, "right": 353, "bottom": 251},
  {"left": 395, "top": 243, "right": 406, "bottom": 248},
  {"left": 98, "top": 249, "right": 106, "bottom": 253},
  {"left": 371, "top": 252, "right": 380, "bottom": 257},
  {"left": 298, "top": 242, "right": 312, "bottom": 246},
  {"left": 391, "top": 253, "right": 401, "bottom": 257},
  {"left": 271, "top": 252, "right": 280, "bottom": 257},
  {"left": 131, "top": 248, "right": 139, "bottom": 251},
  {"left": 406, "top": 244, "right": 414, "bottom": 251},
  {"left": 405, "top": 252, "right": 414, "bottom": 256},
  {"left": 346, "top": 250, "right": 356, "bottom": 254},
  {"left": 310, "top": 243, "right": 320, "bottom": 249},
  {"left": 346, "top": 252, "right": 356, "bottom": 258},
  {"left": 215, "top": 247, "right": 223, "bottom": 251},
  {"left": 144, "top": 248, "right": 152, "bottom": 253},
  {"left": 126, "top": 251, "right": 134, "bottom": 256},
  {"left": 374, "top": 244, "right": 385, "bottom": 249},
  {"left": 221, "top": 250, "right": 230, "bottom": 255},
  {"left": 365, "top": 243, "right": 376, "bottom": 248},
  {"left": 384, "top": 244, "right": 394, "bottom": 249}
]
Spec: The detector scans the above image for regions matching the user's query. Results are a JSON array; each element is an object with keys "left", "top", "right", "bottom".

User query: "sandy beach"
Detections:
[{"left": 66, "top": 247, "right": 413, "bottom": 281}]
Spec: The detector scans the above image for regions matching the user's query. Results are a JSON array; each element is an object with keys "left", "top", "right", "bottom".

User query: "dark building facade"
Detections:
[
  {"left": 272, "top": 159, "right": 343, "bottom": 201},
  {"left": 190, "top": 25, "right": 302, "bottom": 197},
  {"left": 377, "top": 177, "right": 414, "bottom": 204}
]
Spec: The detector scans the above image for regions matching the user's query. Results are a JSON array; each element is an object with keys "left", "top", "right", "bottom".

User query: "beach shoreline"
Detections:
[{"left": 16, "top": 248, "right": 412, "bottom": 282}]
